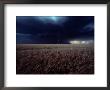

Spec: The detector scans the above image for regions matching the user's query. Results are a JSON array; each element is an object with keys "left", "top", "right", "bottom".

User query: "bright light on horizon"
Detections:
[
  {"left": 70, "top": 40, "right": 94, "bottom": 44},
  {"left": 70, "top": 41, "right": 81, "bottom": 44}
]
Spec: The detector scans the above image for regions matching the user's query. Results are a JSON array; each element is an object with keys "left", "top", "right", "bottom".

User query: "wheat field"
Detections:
[{"left": 16, "top": 44, "right": 94, "bottom": 74}]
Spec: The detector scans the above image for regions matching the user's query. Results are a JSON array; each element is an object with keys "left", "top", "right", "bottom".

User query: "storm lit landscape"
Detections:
[{"left": 16, "top": 16, "right": 94, "bottom": 74}]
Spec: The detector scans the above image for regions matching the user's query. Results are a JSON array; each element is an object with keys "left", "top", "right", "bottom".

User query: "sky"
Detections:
[{"left": 16, "top": 16, "right": 94, "bottom": 44}]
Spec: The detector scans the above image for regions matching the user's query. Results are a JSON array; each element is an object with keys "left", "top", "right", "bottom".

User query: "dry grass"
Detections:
[{"left": 16, "top": 44, "right": 94, "bottom": 74}]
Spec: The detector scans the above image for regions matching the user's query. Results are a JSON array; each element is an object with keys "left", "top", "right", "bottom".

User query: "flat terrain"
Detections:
[{"left": 16, "top": 44, "right": 94, "bottom": 74}]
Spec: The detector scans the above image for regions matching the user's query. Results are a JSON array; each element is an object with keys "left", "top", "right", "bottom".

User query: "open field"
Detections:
[{"left": 16, "top": 44, "right": 94, "bottom": 74}]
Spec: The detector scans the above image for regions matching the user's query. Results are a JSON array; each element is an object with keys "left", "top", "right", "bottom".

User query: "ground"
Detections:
[{"left": 16, "top": 44, "right": 94, "bottom": 74}]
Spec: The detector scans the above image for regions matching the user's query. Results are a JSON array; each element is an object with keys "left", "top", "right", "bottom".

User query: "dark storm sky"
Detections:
[{"left": 16, "top": 16, "right": 94, "bottom": 44}]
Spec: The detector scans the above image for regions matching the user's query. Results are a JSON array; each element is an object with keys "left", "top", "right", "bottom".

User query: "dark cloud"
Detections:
[
  {"left": 83, "top": 22, "right": 94, "bottom": 32},
  {"left": 16, "top": 16, "right": 94, "bottom": 44}
]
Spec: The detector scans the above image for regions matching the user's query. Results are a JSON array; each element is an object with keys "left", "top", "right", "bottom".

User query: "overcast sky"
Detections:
[{"left": 16, "top": 16, "right": 94, "bottom": 44}]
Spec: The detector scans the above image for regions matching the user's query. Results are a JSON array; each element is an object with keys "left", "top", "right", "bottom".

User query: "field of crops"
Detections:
[{"left": 16, "top": 44, "right": 94, "bottom": 74}]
